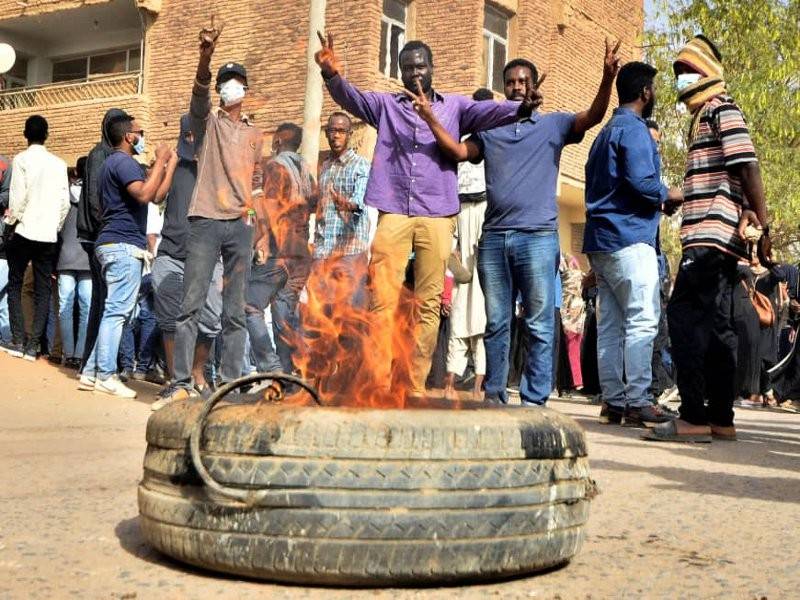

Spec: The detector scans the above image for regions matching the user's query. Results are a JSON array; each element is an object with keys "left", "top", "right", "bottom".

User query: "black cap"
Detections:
[{"left": 216, "top": 62, "right": 247, "bottom": 86}]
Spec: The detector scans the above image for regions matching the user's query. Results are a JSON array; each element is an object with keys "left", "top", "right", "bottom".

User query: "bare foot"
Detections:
[{"left": 444, "top": 386, "right": 458, "bottom": 401}]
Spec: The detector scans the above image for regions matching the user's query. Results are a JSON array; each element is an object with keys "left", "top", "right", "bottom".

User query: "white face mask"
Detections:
[
  {"left": 219, "top": 79, "right": 246, "bottom": 107},
  {"left": 676, "top": 73, "right": 702, "bottom": 92}
]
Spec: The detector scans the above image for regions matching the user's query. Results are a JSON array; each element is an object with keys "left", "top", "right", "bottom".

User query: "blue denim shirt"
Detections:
[{"left": 582, "top": 107, "right": 667, "bottom": 253}]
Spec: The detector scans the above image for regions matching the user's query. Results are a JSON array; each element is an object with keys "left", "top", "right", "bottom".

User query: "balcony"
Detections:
[{"left": 0, "top": 71, "right": 141, "bottom": 111}]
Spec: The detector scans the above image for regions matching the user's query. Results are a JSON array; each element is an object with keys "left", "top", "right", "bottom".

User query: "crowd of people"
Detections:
[{"left": 0, "top": 24, "right": 795, "bottom": 442}]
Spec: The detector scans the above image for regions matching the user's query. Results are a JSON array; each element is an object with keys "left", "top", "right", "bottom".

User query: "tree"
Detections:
[{"left": 644, "top": 0, "right": 800, "bottom": 264}]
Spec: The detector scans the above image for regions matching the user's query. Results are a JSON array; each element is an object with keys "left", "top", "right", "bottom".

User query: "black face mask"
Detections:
[{"left": 642, "top": 96, "right": 655, "bottom": 120}]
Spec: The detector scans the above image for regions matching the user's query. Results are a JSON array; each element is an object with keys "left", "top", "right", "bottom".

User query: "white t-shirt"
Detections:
[{"left": 146, "top": 203, "right": 164, "bottom": 253}]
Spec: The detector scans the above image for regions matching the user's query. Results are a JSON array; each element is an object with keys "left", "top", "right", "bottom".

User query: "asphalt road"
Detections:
[{"left": 1, "top": 352, "right": 799, "bottom": 599}]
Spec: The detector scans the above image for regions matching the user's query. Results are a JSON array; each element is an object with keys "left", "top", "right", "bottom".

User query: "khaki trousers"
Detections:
[{"left": 369, "top": 213, "right": 455, "bottom": 396}]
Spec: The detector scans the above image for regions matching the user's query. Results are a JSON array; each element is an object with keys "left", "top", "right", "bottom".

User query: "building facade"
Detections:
[{"left": 0, "top": 0, "right": 643, "bottom": 257}]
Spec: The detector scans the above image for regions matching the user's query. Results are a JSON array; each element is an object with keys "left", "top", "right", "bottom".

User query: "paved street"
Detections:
[{"left": 1, "top": 352, "right": 799, "bottom": 599}]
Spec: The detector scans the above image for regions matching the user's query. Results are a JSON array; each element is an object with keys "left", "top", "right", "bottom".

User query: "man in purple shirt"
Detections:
[{"left": 315, "top": 33, "right": 536, "bottom": 397}]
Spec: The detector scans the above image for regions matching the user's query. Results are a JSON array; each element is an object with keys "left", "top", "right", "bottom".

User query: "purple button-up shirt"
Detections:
[{"left": 326, "top": 74, "right": 520, "bottom": 217}]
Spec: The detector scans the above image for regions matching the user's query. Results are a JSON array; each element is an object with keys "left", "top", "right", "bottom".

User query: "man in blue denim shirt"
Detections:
[
  {"left": 583, "top": 62, "right": 682, "bottom": 426},
  {"left": 80, "top": 114, "right": 177, "bottom": 398}
]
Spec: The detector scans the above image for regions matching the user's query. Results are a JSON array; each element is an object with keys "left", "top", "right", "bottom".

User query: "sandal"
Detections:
[{"left": 642, "top": 419, "right": 712, "bottom": 443}]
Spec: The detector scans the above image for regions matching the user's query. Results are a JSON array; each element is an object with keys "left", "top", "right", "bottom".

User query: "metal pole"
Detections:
[{"left": 300, "top": 0, "right": 327, "bottom": 175}]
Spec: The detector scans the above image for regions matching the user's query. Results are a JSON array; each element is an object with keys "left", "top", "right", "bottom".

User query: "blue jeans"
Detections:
[
  {"left": 84, "top": 244, "right": 143, "bottom": 380},
  {"left": 0, "top": 259, "right": 10, "bottom": 344},
  {"left": 119, "top": 274, "right": 158, "bottom": 373},
  {"left": 58, "top": 271, "right": 92, "bottom": 359},
  {"left": 478, "top": 230, "right": 559, "bottom": 405},
  {"left": 589, "top": 243, "right": 660, "bottom": 408}
]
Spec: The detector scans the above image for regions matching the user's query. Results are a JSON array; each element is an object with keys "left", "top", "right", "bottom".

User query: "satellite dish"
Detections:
[{"left": 0, "top": 43, "right": 16, "bottom": 74}]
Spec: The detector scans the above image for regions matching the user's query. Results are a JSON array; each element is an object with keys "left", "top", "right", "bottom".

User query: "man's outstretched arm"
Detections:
[
  {"left": 402, "top": 81, "right": 481, "bottom": 162},
  {"left": 316, "top": 31, "right": 382, "bottom": 128},
  {"left": 573, "top": 38, "right": 621, "bottom": 135}
]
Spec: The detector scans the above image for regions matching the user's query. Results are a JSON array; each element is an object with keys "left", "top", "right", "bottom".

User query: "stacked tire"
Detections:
[{"left": 139, "top": 397, "right": 594, "bottom": 585}]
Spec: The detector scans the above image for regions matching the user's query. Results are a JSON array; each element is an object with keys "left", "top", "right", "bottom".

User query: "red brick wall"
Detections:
[{"left": 0, "top": 0, "right": 643, "bottom": 177}]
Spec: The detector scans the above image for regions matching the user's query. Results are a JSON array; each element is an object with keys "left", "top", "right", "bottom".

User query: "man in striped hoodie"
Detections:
[{"left": 646, "top": 35, "right": 770, "bottom": 443}]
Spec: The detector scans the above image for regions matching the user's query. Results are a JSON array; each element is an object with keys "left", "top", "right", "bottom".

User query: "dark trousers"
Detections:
[
  {"left": 273, "top": 256, "right": 311, "bottom": 373},
  {"left": 174, "top": 217, "right": 253, "bottom": 387},
  {"left": 245, "top": 258, "right": 288, "bottom": 373},
  {"left": 119, "top": 274, "right": 159, "bottom": 373},
  {"left": 667, "top": 247, "right": 739, "bottom": 426},
  {"left": 80, "top": 241, "right": 106, "bottom": 371},
  {"left": 6, "top": 234, "right": 56, "bottom": 348}
]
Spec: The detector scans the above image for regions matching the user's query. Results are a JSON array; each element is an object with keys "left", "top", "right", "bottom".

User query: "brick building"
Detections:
[{"left": 0, "top": 0, "right": 643, "bottom": 257}]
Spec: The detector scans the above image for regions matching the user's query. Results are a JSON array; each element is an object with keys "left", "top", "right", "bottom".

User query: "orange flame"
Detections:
[{"left": 256, "top": 156, "right": 421, "bottom": 408}]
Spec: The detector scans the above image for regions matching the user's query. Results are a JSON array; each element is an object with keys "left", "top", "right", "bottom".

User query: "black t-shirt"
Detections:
[{"left": 158, "top": 159, "right": 198, "bottom": 261}]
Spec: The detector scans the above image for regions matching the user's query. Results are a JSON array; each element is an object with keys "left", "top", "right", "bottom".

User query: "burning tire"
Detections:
[{"left": 138, "top": 377, "right": 594, "bottom": 585}]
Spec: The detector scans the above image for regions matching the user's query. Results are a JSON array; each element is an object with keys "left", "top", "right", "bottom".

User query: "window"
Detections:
[
  {"left": 52, "top": 47, "right": 141, "bottom": 83},
  {"left": 4, "top": 56, "right": 28, "bottom": 89},
  {"left": 482, "top": 4, "right": 509, "bottom": 93},
  {"left": 379, "top": 0, "right": 407, "bottom": 79}
]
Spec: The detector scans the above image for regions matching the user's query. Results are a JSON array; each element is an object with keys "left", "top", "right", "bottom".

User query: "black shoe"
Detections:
[
  {"left": 599, "top": 402, "right": 624, "bottom": 424},
  {"left": 623, "top": 404, "right": 675, "bottom": 428},
  {"left": 23, "top": 342, "right": 39, "bottom": 362},
  {"left": 2, "top": 341, "right": 24, "bottom": 358},
  {"left": 144, "top": 365, "right": 167, "bottom": 385},
  {"left": 119, "top": 369, "right": 134, "bottom": 382},
  {"left": 47, "top": 353, "right": 63, "bottom": 366},
  {"left": 64, "top": 357, "right": 82, "bottom": 370}
]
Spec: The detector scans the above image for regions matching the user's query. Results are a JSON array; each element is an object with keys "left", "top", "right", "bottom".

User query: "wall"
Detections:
[
  {"left": 0, "top": 96, "right": 148, "bottom": 165},
  {"left": 0, "top": 0, "right": 643, "bottom": 257}
]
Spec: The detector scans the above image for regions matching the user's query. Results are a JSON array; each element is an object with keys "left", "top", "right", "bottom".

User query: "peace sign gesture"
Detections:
[
  {"left": 315, "top": 31, "right": 341, "bottom": 79},
  {"left": 198, "top": 15, "right": 224, "bottom": 58},
  {"left": 518, "top": 72, "right": 546, "bottom": 117},
  {"left": 403, "top": 80, "right": 435, "bottom": 123},
  {"left": 603, "top": 37, "right": 622, "bottom": 79}
]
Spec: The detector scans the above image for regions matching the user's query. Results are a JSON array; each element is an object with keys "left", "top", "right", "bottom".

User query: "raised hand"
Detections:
[
  {"left": 315, "top": 31, "right": 341, "bottom": 78},
  {"left": 199, "top": 15, "right": 223, "bottom": 58},
  {"left": 154, "top": 142, "right": 171, "bottom": 161},
  {"left": 519, "top": 72, "right": 545, "bottom": 117},
  {"left": 603, "top": 37, "right": 622, "bottom": 79},
  {"left": 404, "top": 80, "right": 435, "bottom": 122}
]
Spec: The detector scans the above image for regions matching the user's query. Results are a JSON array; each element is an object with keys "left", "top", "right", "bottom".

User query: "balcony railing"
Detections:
[{"left": 0, "top": 72, "right": 142, "bottom": 112}]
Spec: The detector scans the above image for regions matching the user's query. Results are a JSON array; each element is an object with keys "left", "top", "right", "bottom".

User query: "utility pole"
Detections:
[{"left": 300, "top": 0, "right": 327, "bottom": 175}]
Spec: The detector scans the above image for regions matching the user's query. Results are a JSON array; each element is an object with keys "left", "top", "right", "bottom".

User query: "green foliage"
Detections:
[{"left": 645, "top": 0, "right": 800, "bottom": 264}]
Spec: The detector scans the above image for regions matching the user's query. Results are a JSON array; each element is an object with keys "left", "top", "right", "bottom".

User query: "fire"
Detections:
[
  {"left": 292, "top": 254, "right": 419, "bottom": 407},
  {"left": 256, "top": 158, "right": 422, "bottom": 408}
]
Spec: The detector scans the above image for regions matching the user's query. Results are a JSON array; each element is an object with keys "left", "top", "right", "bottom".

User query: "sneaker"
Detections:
[
  {"left": 599, "top": 402, "right": 624, "bottom": 424},
  {"left": 623, "top": 404, "right": 675, "bottom": 428},
  {"left": 78, "top": 373, "right": 96, "bottom": 391},
  {"left": 119, "top": 369, "right": 134, "bottom": 383},
  {"left": 3, "top": 342, "right": 24, "bottom": 358},
  {"left": 64, "top": 357, "right": 82, "bottom": 370},
  {"left": 131, "top": 370, "right": 148, "bottom": 382},
  {"left": 94, "top": 375, "right": 137, "bottom": 399},
  {"left": 23, "top": 343, "right": 39, "bottom": 362},
  {"left": 150, "top": 385, "right": 195, "bottom": 411},
  {"left": 47, "top": 353, "right": 64, "bottom": 366}
]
